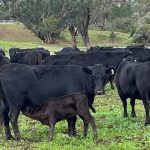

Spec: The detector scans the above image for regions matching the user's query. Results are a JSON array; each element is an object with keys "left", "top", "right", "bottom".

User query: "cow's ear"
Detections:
[
  {"left": 106, "top": 67, "right": 115, "bottom": 75},
  {"left": 82, "top": 66, "right": 92, "bottom": 75}
]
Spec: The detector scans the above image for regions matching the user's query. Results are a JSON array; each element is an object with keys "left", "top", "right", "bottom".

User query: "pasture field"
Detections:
[
  {"left": 0, "top": 23, "right": 133, "bottom": 54},
  {"left": 0, "top": 40, "right": 62, "bottom": 55},
  {"left": 0, "top": 23, "right": 147, "bottom": 150},
  {"left": 0, "top": 85, "right": 149, "bottom": 150}
]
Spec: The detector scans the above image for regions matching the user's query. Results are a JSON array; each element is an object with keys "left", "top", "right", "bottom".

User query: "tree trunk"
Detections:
[
  {"left": 79, "top": 23, "right": 90, "bottom": 48},
  {"left": 26, "top": 25, "right": 56, "bottom": 44},
  {"left": 26, "top": 25, "right": 46, "bottom": 42},
  {"left": 50, "top": 33, "right": 56, "bottom": 44},
  {"left": 69, "top": 26, "right": 78, "bottom": 48},
  {"left": 78, "top": 8, "right": 90, "bottom": 48},
  {"left": 44, "top": 33, "right": 56, "bottom": 44}
]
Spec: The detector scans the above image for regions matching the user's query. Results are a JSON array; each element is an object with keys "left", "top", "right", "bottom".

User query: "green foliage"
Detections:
[
  {"left": 0, "top": 23, "right": 133, "bottom": 51},
  {"left": 6, "top": 0, "right": 93, "bottom": 44},
  {"left": 105, "top": 1, "right": 136, "bottom": 33},
  {"left": 133, "top": 13, "right": 150, "bottom": 45},
  {"left": 111, "top": 18, "right": 135, "bottom": 33},
  {"left": 109, "top": 31, "right": 116, "bottom": 42},
  {"left": 38, "top": 16, "right": 60, "bottom": 35},
  {"left": 107, "top": 2, "right": 133, "bottom": 20},
  {"left": 136, "top": 0, "right": 150, "bottom": 17}
]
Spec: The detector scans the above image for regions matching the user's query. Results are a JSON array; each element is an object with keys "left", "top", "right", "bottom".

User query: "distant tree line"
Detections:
[{"left": 0, "top": 0, "right": 149, "bottom": 46}]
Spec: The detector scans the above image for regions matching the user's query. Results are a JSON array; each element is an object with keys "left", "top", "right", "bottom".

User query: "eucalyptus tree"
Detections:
[
  {"left": 6, "top": 0, "right": 81, "bottom": 44},
  {"left": 0, "top": 0, "right": 13, "bottom": 19}
]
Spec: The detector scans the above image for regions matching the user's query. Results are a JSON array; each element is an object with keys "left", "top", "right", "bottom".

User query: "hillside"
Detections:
[
  {"left": 0, "top": 23, "right": 133, "bottom": 53},
  {"left": 0, "top": 23, "right": 40, "bottom": 42}
]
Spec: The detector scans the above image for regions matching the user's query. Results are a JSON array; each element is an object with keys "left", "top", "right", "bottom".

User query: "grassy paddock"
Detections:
[
  {"left": 0, "top": 23, "right": 133, "bottom": 55},
  {"left": 0, "top": 23, "right": 40, "bottom": 42},
  {"left": 62, "top": 30, "right": 133, "bottom": 47},
  {"left": 0, "top": 40, "right": 63, "bottom": 55},
  {"left": 0, "top": 85, "right": 149, "bottom": 150}
]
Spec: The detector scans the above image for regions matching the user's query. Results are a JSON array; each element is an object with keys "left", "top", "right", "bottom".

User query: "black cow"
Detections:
[
  {"left": 10, "top": 51, "right": 42, "bottom": 65},
  {"left": 128, "top": 47, "right": 150, "bottom": 62},
  {"left": 123, "top": 56, "right": 140, "bottom": 62},
  {"left": 0, "top": 55, "right": 10, "bottom": 131},
  {"left": 86, "top": 46, "right": 130, "bottom": 53},
  {"left": 0, "top": 48, "right": 5, "bottom": 56},
  {"left": 126, "top": 44, "right": 145, "bottom": 49},
  {"left": 9, "top": 47, "right": 50, "bottom": 62},
  {"left": 115, "top": 59, "right": 150, "bottom": 125},
  {"left": 55, "top": 47, "right": 80, "bottom": 55},
  {"left": 0, "top": 55, "right": 10, "bottom": 66},
  {"left": 22, "top": 93, "right": 97, "bottom": 141},
  {"left": 42, "top": 51, "right": 86, "bottom": 65},
  {"left": 70, "top": 51, "right": 129, "bottom": 68},
  {"left": 70, "top": 51, "right": 129, "bottom": 89},
  {"left": 0, "top": 55, "right": 10, "bottom": 130},
  {"left": 0, "top": 64, "right": 113, "bottom": 140},
  {"left": 42, "top": 54, "right": 74, "bottom": 65},
  {"left": 86, "top": 46, "right": 114, "bottom": 53}
]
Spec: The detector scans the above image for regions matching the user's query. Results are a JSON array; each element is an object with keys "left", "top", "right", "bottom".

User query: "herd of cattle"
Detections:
[{"left": 0, "top": 45, "right": 149, "bottom": 141}]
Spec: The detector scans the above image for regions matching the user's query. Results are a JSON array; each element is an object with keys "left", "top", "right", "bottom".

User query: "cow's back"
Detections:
[
  {"left": 0, "top": 64, "right": 93, "bottom": 108},
  {"left": 115, "top": 61, "right": 149, "bottom": 99},
  {"left": 70, "top": 51, "right": 129, "bottom": 68}
]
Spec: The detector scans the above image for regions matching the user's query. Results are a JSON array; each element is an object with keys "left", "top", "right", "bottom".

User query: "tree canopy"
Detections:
[{"left": 0, "top": 0, "right": 149, "bottom": 45}]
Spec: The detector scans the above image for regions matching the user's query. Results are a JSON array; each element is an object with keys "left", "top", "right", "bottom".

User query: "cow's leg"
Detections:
[
  {"left": 79, "top": 113, "right": 97, "bottom": 140},
  {"left": 67, "top": 116, "right": 77, "bottom": 136},
  {"left": 2, "top": 105, "right": 13, "bottom": 140},
  {"left": 110, "top": 75, "right": 115, "bottom": 90},
  {"left": 9, "top": 107, "right": 21, "bottom": 140},
  {"left": 79, "top": 115, "right": 88, "bottom": 137},
  {"left": 88, "top": 116, "right": 97, "bottom": 140},
  {"left": 48, "top": 118, "right": 56, "bottom": 141},
  {"left": 121, "top": 99, "right": 128, "bottom": 117},
  {"left": 0, "top": 100, "right": 3, "bottom": 135},
  {"left": 130, "top": 99, "right": 136, "bottom": 117},
  {"left": 143, "top": 100, "right": 150, "bottom": 125}
]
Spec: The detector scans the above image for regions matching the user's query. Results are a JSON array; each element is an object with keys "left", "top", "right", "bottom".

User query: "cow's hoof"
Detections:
[
  {"left": 5, "top": 135, "right": 14, "bottom": 140},
  {"left": 68, "top": 131, "right": 76, "bottom": 137}
]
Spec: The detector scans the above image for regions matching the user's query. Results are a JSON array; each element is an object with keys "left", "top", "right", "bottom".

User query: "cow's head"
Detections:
[
  {"left": 83, "top": 64, "right": 115, "bottom": 95},
  {"left": 0, "top": 55, "right": 10, "bottom": 66},
  {"left": 9, "top": 48, "right": 20, "bottom": 63},
  {"left": 123, "top": 56, "right": 140, "bottom": 62}
]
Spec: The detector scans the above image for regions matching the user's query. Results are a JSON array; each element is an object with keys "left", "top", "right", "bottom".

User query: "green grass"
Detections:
[
  {"left": 62, "top": 30, "right": 133, "bottom": 47},
  {"left": 0, "top": 23, "right": 40, "bottom": 42},
  {"left": 0, "top": 23, "right": 147, "bottom": 150},
  {"left": 0, "top": 23, "right": 66, "bottom": 54},
  {"left": 0, "top": 40, "right": 63, "bottom": 55},
  {"left": 0, "top": 85, "right": 150, "bottom": 150},
  {"left": 0, "top": 23, "right": 133, "bottom": 55}
]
